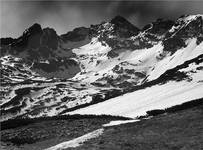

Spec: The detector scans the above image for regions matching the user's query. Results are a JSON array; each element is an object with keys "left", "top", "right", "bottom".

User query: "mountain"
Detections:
[{"left": 0, "top": 14, "right": 203, "bottom": 121}]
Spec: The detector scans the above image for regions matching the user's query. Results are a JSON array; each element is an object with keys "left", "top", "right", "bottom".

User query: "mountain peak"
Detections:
[
  {"left": 110, "top": 15, "right": 140, "bottom": 37},
  {"left": 177, "top": 14, "right": 203, "bottom": 23},
  {"left": 164, "top": 14, "right": 203, "bottom": 39},
  {"left": 7, "top": 23, "right": 43, "bottom": 50},
  {"left": 142, "top": 18, "right": 175, "bottom": 35},
  {"left": 23, "top": 23, "right": 42, "bottom": 36},
  {"left": 110, "top": 15, "right": 129, "bottom": 24}
]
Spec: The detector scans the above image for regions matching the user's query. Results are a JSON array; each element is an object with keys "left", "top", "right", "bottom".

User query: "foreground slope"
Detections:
[
  {"left": 1, "top": 99, "right": 203, "bottom": 150},
  {"left": 74, "top": 103, "right": 203, "bottom": 150}
]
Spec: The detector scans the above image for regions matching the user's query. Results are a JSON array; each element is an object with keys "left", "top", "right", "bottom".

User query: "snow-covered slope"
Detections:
[
  {"left": 68, "top": 81, "right": 203, "bottom": 118},
  {"left": 147, "top": 38, "right": 203, "bottom": 81}
]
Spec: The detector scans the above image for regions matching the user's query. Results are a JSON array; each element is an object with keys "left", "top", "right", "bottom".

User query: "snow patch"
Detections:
[
  {"left": 103, "top": 120, "right": 139, "bottom": 127},
  {"left": 45, "top": 128, "right": 104, "bottom": 150},
  {"left": 72, "top": 37, "right": 111, "bottom": 55}
]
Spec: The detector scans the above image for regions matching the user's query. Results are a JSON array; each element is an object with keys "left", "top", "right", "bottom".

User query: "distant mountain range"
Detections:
[{"left": 0, "top": 14, "right": 203, "bottom": 121}]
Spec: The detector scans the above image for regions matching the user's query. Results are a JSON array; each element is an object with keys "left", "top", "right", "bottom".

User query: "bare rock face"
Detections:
[
  {"left": 0, "top": 23, "right": 81, "bottom": 78},
  {"left": 0, "top": 37, "right": 17, "bottom": 46},
  {"left": 163, "top": 15, "right": 203, "bottom": 54},
  {"left": 142, "top": 19, "right": 175, "bottom": 36},
  {"left": 41, "top": 28, "right": 59, "bottom": 49},
  {"left": 61, "top": 27, "right": 90, "bottom": 42},
  {"left": 12, "top": 23, "right": 43, "bottom": 50},
  {"left": 110, "top": 15, "right": 140, "bottom": 38}
]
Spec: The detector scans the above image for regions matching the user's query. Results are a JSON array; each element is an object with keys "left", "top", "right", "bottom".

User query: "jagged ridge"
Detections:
[{"left": 0, "top": 14, "right": 203, "bottom": 120}]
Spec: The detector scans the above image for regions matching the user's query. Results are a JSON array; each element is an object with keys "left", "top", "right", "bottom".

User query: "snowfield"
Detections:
[{"left": 68, "top": 81, "right": 203, "bottom": 118}]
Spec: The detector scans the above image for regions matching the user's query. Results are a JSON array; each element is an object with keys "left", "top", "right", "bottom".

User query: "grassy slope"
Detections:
[
  {"left": 0, "top": 115, "right": 128, "bottom": 150},
  {"left": 74, "top": 104, "right": 203, "bottom": 150},
  {"left": 1, "top": 102, "right": 203, "bottom": 150}
]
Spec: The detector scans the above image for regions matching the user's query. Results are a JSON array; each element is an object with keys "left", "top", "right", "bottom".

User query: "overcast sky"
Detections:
[{"left": 1, "top": 0, "right": 203, "bottom": 38}]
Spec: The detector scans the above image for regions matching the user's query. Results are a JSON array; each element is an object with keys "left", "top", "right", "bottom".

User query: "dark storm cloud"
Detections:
[
  {"left": 0, "top": 1, "right": 115, "bottom": 37},
  {"left": 107, "top": 1, "right": 203, "bottom": 27},
  {"left": 1, "top": 0, "right": 203, "bottom": 38}
]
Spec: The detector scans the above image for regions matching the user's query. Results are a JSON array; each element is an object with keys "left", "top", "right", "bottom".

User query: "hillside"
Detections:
[
  {"left": 73, "top": 102, "right": 203, "bottom": 150},
  {"left": 1, "top": 99, "right": 203, "bottom": 150}
]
